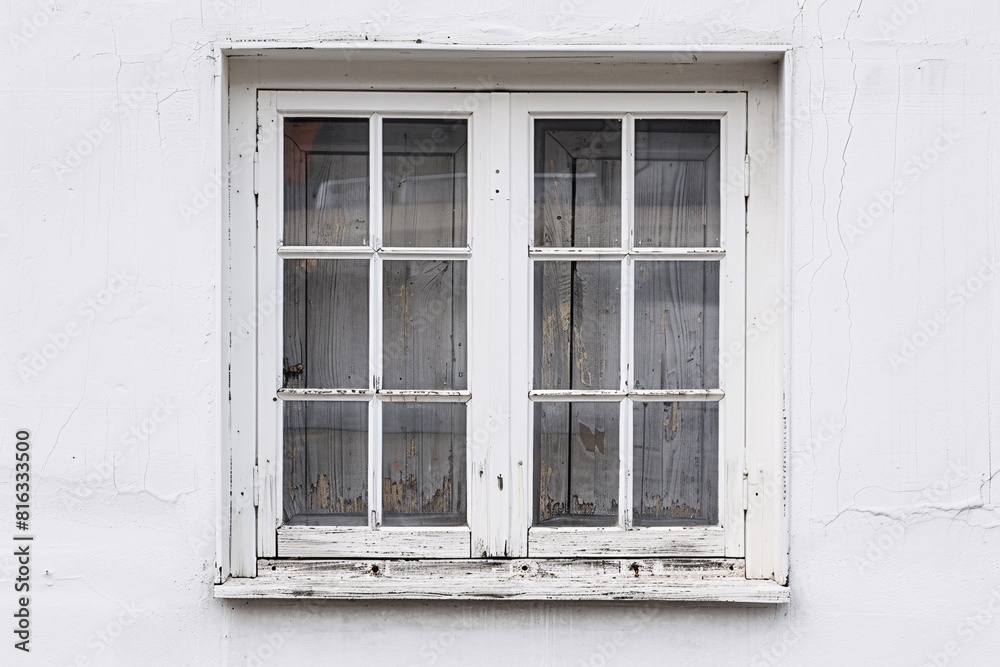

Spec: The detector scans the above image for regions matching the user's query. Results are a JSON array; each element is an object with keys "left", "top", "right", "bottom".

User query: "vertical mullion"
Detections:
[
  {"left": 619, "top": 114, "right": 636, "bottom": 529},
  {"left": 369, "top": 113, "right": 384, "bottom": 530},
  {"left": 255, "top": 92, "right": 280, "bottom": 558}
]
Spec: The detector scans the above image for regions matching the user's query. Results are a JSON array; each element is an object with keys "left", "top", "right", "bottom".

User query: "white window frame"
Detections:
[
  {"left": 215, "top": 45, "right": 790, "bottom": 602},
  {"left": 256, "top": 92, "right": 485, "bottom": 559},
  {"left": 515, "top": 93, "right": 746, "bottom": 560}
]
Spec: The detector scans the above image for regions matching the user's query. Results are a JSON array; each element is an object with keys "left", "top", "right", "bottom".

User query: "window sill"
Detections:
[{"left": 214, "top": 558, "right": 789, "bottom": 603}]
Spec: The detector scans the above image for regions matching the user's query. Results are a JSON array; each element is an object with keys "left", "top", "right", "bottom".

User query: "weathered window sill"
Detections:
[{"left": 214, "top": 558, "right": 789, "bottom": 603}]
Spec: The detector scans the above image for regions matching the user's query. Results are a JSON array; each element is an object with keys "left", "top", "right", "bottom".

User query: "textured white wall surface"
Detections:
[{"left": 2, "top": 0, "right": 999, "bottom": 664}]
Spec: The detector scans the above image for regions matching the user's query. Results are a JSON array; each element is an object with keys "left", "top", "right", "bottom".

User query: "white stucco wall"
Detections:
[{"left": 2, "top": 0, "right": 999, "bottom": 664}]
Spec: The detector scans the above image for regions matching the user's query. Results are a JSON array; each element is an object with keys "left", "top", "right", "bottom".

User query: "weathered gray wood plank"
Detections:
[
  {"left": 216, "top": 558, "right": 789, "bottom": 602},
  {"left": 384, "top": 153, "right": 467, "bottom": 247},
  {"left": 283, "top": 402, "right": 368, "bottom": 524},
  {"left": 634, "top": 120, "right": 720, "bottom": 248},
  {"left": 633, "top": 261, "right": 719, "bottom": 390},
  {"left": 381, "top": 402, "right": 466, "bottom": 525},
  {"left": 534, "top": 262, "right": 619, "bottom": 390},
  {"left": 382, "top": 119, "right": 468, "bottom": 247},
  {"left": 283, "top": 259, "right": 369, "bottom": 389},
  {"left": 534, "top": 122, "right": 621, "bottom": 247},
  {"left": 284, "top": 119, "right": 369, "bottom": 246},
  {"left": 535, "top": 402, "right": 619, "bottom": 525},
  {"left": 633, "top": 401, "right": 718, "bottom": 525},
  {"left": 383, "top": 260, "right": 467, "bottom": 390},
  {"left": 306, "top": 153, "right": 368, "bottom": 246}
]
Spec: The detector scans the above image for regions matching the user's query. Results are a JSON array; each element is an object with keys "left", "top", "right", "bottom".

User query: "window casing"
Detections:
[{"left": 218, "top": 48, "right": 789, "bottom": 601}]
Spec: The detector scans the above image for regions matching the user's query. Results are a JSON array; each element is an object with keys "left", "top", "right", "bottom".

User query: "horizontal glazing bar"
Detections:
[
  {"left": 630, "top": 248, "right": 726, "bottom": 260},
  {"left": 628, "top": 389, "right": 724, "bottom": 401},
  {"left": 279, "top": 389, "right": 473, "bottom": 403},
  {"left": 528, "top": 389, "right": 725, "bottom": 402},
  {"left": 529, "top": 248, "right": 726, "bottom": 260},
  {"left": 279, "top": 246, "right": 472, "bottom": 260},
  {"left": 278, "top": 388, "right": 374, "bottom": 400}
]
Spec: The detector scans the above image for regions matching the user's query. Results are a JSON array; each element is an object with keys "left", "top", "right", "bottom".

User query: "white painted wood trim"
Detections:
[
  {"left": 275, "top": 91, "right": 476, "bottom": 117},
  {"left": 256, "top": 90, "right": 281, "bottom": 560},
  {"left": 215, "top": 44, "right": 231, "bottom": 583},
  {"left": 528, "top": 527, "right": 726, "bottom": 557},
  {"left": 278, "top": 526, "right": 471, "bottom": 558},
  {"left": 467, "top": 95, "right": 491, "bottom": 558},
  {"left": 214, "top": 558, "right": 787, "bottom": 602},
  {"left": 484, "top": 92, "right": 513, "bottom": 557},
  {"left": 630, "top": 248, "right": 727, "bottom": 259},
  {"left": 529, "top": 248, "right": 727, "bottom": 260},
  {"left": 628, "top": 390, "right": 726, "bottom": 401},
  {"left": 224, "top": 52, "right": 787, "bottom": 589},
  {"left": 368, "top": 112, "right": 384, "bottom": 531},
  {"left": 278, "top": 388, "right": 373, "bottom": 400},
  {"left": 523, "top": 92, "right": 744, "bottom": 116},
  {"left": 507, "top": 92, "right": 532, "bottom": 557},
  {"left": 527, "top": 389, "right": 726, "bottom": 401},
  {"left": 226, "top": 63, "right": 265, "bottom": 578},
  {"left": 720, "top": 93, "right": 747, "bottom": 558},
  {"left": 619, "top": 113, "right": 635, "bottom": 529},
  {"left": 744, "top": 53, "right": 789, "bottom": 582},
  {"left": 221, "top": 42, "right": 790, "bottom": 62}
]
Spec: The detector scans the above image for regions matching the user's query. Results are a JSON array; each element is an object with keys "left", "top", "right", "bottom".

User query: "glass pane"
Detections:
[
  {"left": 534, "top": 402, "right": 620, "bottom": 526},
  {"left": 633, "top": 401, "right": 718, "bottom": 525},
  {"left": 382, "top": 402, "right": 466, "bottom": 526},
  {"left": 284, "top": 119, "right": 369, "bottom": 246},
  {"left": 283, "top": 401, "right": 368, "bottom": 525},
  {"left": 635, "top": 120, "right": 721, "bottom": 247},
  {"left": 534, "top": 119, "right": 622, "bottom": 247},
  {"left": 383, "top": 260, "right": 467, "bottom": 390},
  {"left": 283, "top": 259, "right": 369, "bottom": 389},
  {"left": 634, "top": 261, "right": 719, "bottom": 390},
  {"left": 533, "top": 261, "right": 620, "bottom": 390},
  {"left": 383, "top": 119, "right": 468, "bottom": 247}
]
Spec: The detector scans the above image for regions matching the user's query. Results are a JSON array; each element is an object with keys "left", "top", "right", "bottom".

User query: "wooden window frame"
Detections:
[{"left": 215, "top": 45, "right": 790, "bottom": 602}]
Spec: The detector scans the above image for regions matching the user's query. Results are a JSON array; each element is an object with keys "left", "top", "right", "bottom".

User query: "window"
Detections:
[{"left": 219, "top": 48, "right": 788, "bottom": 601}]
